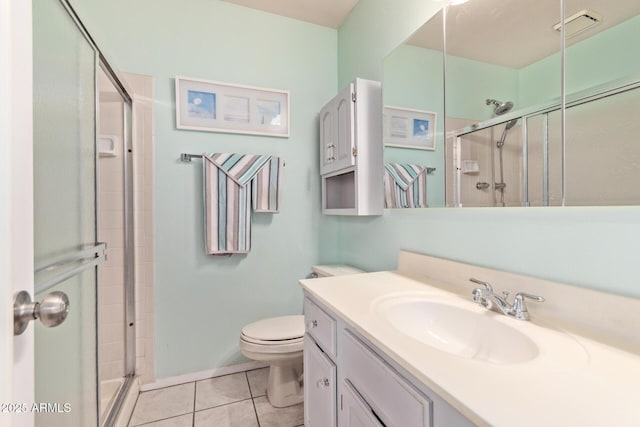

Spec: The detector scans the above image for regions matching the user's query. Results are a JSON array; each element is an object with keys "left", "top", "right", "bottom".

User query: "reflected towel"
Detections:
[
  {"left": 203, "top": 153, "right": 282, "bottom": 255},
  {"left": 383, "top": 163, "right": 428, "bottom": 208}
]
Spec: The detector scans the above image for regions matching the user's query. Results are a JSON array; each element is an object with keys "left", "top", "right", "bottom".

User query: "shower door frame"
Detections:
[{"left": 96, "top": 59, "right": 137, "bottom": 426}]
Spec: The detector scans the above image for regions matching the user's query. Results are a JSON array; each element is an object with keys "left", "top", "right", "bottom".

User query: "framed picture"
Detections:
[
  {"left": 383, "top": 106, "right": 437, "bottom": 150},
  {"left": 175, "top": 76, "right": 290, "bottom": 137}
]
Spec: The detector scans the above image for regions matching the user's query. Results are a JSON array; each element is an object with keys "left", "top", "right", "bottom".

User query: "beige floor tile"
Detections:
[
  {"left": 195, "top": 372, "right": 251, "bottom": 411},
  {"left": 194, "top": 399, "right": 258, "bottom": 427},
  {"left": 134, "top": 413, "right": 193, "bottom": 427},
  {"left": 254, "top": 396, "right": 304, "bottom": 427},
  {"left": 246, "top": 368, "right": 268, "bottom": 397},
  {"left": 129, "top": 383, "right": 194, "bottom": 426}
]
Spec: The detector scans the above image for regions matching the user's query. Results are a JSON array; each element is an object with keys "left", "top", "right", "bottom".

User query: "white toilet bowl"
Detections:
[{"left": 239, "top": 315, "right": 304, "bottom": 408}]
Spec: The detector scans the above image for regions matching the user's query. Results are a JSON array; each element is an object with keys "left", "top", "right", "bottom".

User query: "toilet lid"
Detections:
[{"left": 242, "top": 315, "right": 304, "bottom": 341}]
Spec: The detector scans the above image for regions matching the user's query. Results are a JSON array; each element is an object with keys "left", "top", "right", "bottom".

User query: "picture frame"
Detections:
[
  {"left": 383, "top": 106, "right": 437, "bottom": 150},
  {"left": 175, "top": 76, "right": 290, "bottom": 138}
]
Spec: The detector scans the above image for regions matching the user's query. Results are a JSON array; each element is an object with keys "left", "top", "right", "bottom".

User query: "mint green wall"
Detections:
[
  {"left": 337, "top": 0, "right": 640, "bottom": 299},
  {"left": 338, "top": 0, "right": 444, "bottom": 87},
  {"left": 71, "top": 0, "right": 337, "bottom": 378}
]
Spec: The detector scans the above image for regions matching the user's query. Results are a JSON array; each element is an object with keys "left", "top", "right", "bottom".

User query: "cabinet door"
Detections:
[
  {"left": 332, "top": 82, "right": 356, "bottom": 172},
  {"left": 320, "top": 83, "right": 356, "bottom": 175},
  {"left": 319, "top": 105, "right": 335, "bottom": 174},
  {"left": 304, "top": 335, "right": 337, "bottom": 427},
  {"left": 340, "top": 380, "right": 385, "bottom": 427}
]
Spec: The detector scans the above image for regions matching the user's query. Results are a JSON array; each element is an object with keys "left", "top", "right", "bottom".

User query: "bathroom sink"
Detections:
[{"left": 373, "top": 296, "right": 539, "bottom": 364}]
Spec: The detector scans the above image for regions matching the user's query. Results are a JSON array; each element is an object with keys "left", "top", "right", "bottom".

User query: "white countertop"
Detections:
[{"left": 299, "top": 271, "right": 640, "bottom": 427}]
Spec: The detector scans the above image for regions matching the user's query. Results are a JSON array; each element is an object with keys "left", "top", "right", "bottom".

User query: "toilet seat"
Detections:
[
  {"left": 240, "top": 315, "right": 305, "bottom": 355},
  {"left": 240, "top": 335, "right": 303, "bottom": 346},
  {"left": 241, "top": 315, "right": 304, "bottom": 342}
]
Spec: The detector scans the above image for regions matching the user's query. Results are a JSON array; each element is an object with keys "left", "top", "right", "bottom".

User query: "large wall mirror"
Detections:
[{"left": 382, "top": 0, "right": 640, "bottom": 208}]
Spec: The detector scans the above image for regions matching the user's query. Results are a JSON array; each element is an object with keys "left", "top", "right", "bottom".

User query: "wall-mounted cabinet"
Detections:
[{"left": 320, "top": 78, "right": 383, "bottom": 216}]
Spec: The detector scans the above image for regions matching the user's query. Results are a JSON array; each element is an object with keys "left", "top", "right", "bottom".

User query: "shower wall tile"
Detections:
[
  {"left": 100, "top": 190, "right": 125, "bottom": 212},
  {"left": 101, "top": 210, "right": 125, "bottom": 230}
]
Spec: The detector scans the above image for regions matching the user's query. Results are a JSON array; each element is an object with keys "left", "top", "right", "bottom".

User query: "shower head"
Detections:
[
  {"left": 497, "top": 118, "right": 519, "bottom": 148},
  {"left": 485, "top": 99, "right": 514, "bottom": 115},
  {"left": 505, "top": 118, "right": 518, "bottom": 130}
]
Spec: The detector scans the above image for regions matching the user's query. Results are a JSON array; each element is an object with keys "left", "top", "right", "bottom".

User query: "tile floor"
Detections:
[{"left": 128, "top": 368, "right": 304, "bottom": 427}]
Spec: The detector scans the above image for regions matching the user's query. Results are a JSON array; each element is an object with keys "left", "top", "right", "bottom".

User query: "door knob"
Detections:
[{"left": 13, "top": 290, "right": 70, "bottom": 336}]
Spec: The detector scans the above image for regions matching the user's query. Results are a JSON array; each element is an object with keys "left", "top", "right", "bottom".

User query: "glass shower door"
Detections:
[{"left": 33, "top": 0, "right": 100, "bottom": 425}]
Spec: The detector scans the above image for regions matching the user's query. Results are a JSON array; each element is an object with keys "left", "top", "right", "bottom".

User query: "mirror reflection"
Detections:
[{"left": 383, "top": 0, "right": 640, "bottom": 208}]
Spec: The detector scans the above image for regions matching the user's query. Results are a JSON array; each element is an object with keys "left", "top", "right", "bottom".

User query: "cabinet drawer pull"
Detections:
[
  {"left": 307, "top": 320, "right": 318, "bottom": 329},
  {"left": 316, "top": 378, "right": 330, "bottom": 388}
]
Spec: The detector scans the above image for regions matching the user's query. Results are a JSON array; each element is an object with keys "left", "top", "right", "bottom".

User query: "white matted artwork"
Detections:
[
  {"left": 383, "top": 106, "right": 436, "bottom": 150},
  {"left": 175, "top": 76, "right": 289, "bottom": 137}
]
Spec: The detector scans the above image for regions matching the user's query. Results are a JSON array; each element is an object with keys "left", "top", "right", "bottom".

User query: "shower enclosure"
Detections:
[
  {"left": 32, "top": 0, "right": 136, "bottom": 425},
  {"left": 449, "top": 76, "right": 640, "bottom": 207}
]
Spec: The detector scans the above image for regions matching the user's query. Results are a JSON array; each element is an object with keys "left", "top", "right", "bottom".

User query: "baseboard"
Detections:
[{"left": 140, "top": 361, "right": 268, "bottom": 392}]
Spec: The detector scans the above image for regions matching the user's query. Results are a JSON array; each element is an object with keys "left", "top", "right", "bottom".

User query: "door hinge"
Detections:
[
  {"left": 352, "top": 91, "right": 356, "bottom": 102},
  {"left": 340, "top": 394, "right": 343, "bottom": 410},
  {"left": 352, "top": 146, "right": 357, "bottom": 157}
]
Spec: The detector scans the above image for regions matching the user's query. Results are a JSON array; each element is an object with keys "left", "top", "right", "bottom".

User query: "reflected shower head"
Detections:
[
  {"left": 485, "top": 99, "right": 513, "bottom": 115},
  {"left": 505, "top": 118, "right": 518, "bottom": 130}
]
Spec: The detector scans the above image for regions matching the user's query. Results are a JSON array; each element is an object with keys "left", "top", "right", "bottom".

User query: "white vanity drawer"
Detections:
[
  {"left": 304, "top": 297, "right": 337, "bottom": 357},
  {"left": 342, "top": 329, "right": 432, "bottom": 427}
]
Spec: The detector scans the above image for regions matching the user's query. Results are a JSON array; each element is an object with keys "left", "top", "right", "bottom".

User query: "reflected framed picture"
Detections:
[
  {"left": 383, "top": 106, "right": 436, "bottom": 150},
  {"left": 175, "top": 76, "right": 289, "bottom": 137}
]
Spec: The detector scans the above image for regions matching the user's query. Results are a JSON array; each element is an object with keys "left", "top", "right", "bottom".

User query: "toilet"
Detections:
[{"left": 239, "top": 264, "right": 364, "bottom": 408}]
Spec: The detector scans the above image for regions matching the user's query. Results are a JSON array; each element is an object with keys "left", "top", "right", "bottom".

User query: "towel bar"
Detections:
[{"left": 181, "top": 153, "right": 285, "bottom": 167}]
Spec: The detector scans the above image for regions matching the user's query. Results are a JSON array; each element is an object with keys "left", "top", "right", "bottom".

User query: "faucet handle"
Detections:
[
  {"left": 515, "top": 292, "right": 545, "bottom": 302},
  {"left": 512, "top": 292, "right": 545, "bottom": 320},
  {"left": 469, "top": 278, "right": 493, "bottom": 293}
]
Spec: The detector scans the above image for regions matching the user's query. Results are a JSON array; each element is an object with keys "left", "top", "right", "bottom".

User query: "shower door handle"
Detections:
[{"left": 13, "top": 290, "right": 70, "bottom": 336}]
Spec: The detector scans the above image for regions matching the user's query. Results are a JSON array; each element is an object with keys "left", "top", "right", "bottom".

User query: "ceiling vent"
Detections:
[{"left": 553, "top": 9, "right": 602, "bottom": 38}]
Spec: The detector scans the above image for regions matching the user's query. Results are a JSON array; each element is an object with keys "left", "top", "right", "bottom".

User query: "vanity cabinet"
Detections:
[
  {"left": 319, "top": 78, "right": 383, "bottom": 216},
  {"left": 341, "top": 330, "right": 432, "bottom": 427},
  {"left": 304, "top": 294, "right": 476, "bottom": 427},
  {"left": 340, "top": 380, "right": 384, "bottom": 427},
  {"left": 304, "top": 297, "right": 338, "bottom": 427},
  {"left": 304, "top": 335, "right": 337, "bottom": 427}
]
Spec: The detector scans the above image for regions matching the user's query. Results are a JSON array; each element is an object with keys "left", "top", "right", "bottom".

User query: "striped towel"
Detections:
[
  {"left": 252, "top": 156, "right": 284, "bottom": 213},
  {"left": 383, "top": 163, "right": 428, "bottom": 208},
  {"left": 203, "top": 153, "right": 283, "bottom": 255}
]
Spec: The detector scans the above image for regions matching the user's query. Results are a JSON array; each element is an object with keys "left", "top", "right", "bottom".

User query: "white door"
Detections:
[
  {"left": 2, "top": 1, "right": 101, "bottom": 426},
  {"left": 1, "top": 0, "right": 35, "bottom": 426}
]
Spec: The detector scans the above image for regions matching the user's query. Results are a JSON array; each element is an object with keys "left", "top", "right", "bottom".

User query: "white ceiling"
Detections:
[
  {"left": 221, "top": 0, "right": 360, "bottom": 28},
  {"left": 408, "top": 0, "right": 640, "bottom": 69},
  {"left": 220, "top": 0, "right": 640, "bottom": 68}
]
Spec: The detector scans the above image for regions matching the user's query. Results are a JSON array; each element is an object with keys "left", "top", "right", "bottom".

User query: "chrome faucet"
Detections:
[{"left": 469, "top": 278, "right": 545, "bottom": 321}]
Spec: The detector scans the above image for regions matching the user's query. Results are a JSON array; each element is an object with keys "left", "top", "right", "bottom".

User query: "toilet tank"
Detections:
[{"left": 311, "top": 264, "right": 365, "bottom": 278}]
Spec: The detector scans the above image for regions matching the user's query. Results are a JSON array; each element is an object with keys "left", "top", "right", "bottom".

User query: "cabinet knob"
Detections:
[
  {"left": 307, "top": 319, "right": 318, "bottom": 329},
  {"left": 316, "top": 378, "right": 330, "bottom": 388}
]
